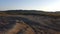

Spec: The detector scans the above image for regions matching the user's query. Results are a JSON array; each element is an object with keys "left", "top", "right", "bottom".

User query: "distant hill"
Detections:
[{"left": 0, "top": 10, "right": 60, "bottom": 17}]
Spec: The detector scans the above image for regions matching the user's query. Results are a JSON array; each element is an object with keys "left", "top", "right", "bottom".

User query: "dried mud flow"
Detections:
[{"left": 0, "top": 13, "right": 60, "bottom": 34}]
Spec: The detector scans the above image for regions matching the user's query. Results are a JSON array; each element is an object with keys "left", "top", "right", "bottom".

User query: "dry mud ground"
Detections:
[{"left": 0, "top": 14, "right": 60, "bottom": 34}]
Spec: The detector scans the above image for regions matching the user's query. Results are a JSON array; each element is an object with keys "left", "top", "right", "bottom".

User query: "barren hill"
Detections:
[{"left": 0, "top": 10, "right": 60, "bottom": 34}]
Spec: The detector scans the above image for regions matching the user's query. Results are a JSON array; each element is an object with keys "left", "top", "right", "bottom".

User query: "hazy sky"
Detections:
[{"left": 0, "top": 0, "right": 60, "bottom": 11}]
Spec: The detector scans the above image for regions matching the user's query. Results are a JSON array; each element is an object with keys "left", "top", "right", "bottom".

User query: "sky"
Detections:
[{"left": 0, "top": 0, "right": 60, "bottom": 11}]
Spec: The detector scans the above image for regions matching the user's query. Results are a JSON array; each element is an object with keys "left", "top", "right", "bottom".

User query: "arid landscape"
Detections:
[{"left": 0, "top": 10, "right": 60, "bottom": 34}]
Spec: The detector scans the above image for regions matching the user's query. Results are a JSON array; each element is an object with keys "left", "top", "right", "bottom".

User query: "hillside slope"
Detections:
[{"left": 0, "top": 10, "right": 60, "bottom": 34}]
